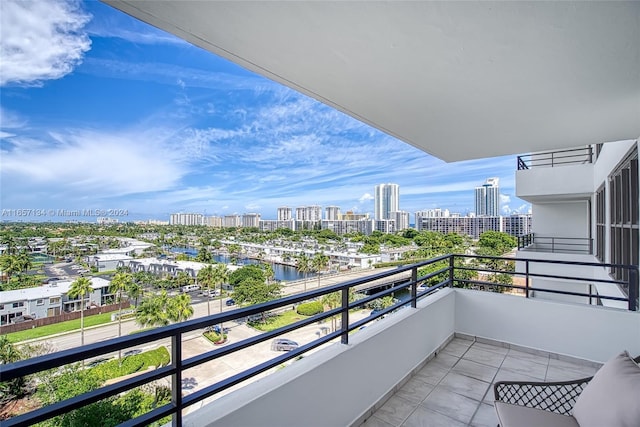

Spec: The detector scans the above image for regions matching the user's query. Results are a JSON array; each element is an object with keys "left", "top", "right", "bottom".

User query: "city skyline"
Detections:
[{"left": 0, "top": 0, "right": 530, "bottom": 223}]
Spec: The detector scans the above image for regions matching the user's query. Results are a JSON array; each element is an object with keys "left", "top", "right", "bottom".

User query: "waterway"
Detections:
[{"left": 168, "top": 247, "right": 311, "bottom": 282}]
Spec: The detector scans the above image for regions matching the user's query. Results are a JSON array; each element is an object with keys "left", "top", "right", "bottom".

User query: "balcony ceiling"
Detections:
[{"left": 104, "top": 1, "right": 640, "bottom": 162}]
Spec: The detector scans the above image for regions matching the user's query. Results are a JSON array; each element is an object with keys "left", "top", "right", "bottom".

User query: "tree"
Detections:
[
  {"left": 0, "top": 336, "right": 25, "bottom": 403},
  {"left": 110, "top": 272, "right": 133, "bottom": 360},
  {"left": 233, "top": 278, "right": 282, "bottom": 313},
  {"left": 227, "top": 243, "right": 242, "bottom": 264},
  {"left": 135, "top": 291, "right": 193, "bottom": 328},
  {"left": 477, "top": 231, "right": 517, "bottom": 256},
  {"left": 228, "top": 264, "right": 266, "bottom": 288},
  {"left": 197, "top": 263, "right": 228, "bottom": 316},
  {"left": 68, "top": 277, "right": 94, "bottom": 346},
  {"left": 312, "top": 253, "right": 329, "bottom": 287},
  {"left": 195, "top": 247, "right": 213, "bottom": 263},
  {"left": 297, "top": 253, "right": 312, "bottom": 292},
  {"left": 175, "top": 271, "right": 194, "bottom": 288}
]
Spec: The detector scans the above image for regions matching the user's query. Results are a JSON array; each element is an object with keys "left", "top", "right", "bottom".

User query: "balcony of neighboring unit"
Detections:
[
  {"left": 2, "top": 255, "right": 638, "bottom": 427},
  {"left": 517, "top": 233, "right": 593, "bottom": 255},
  {"left": 516, "top": 147, "right": 594, "bottom": 203}
]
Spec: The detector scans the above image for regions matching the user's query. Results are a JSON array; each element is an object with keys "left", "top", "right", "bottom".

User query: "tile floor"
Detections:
[{"left": 360, "top": 337, "right": 601, "bottom": 427}]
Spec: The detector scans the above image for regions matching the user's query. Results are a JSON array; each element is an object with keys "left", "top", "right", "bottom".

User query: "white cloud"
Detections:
[
  {"left": 0, "top": 0, "right": 92, "bottom": 86},
  {"left": 359, "top": 193, "right": 374, "bottom": 203}
]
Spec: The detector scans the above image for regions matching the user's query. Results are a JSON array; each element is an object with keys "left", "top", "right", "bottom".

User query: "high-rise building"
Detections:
[
  {"left": 277, "top": 207, "right": 292, "bottom": 221},
  {"left": 374, "top": 183, "right": 399, "bottom": 220},
  {"left": 242, "top": 213, "right": 261, "bottom": 228},
  {"left": 170, "top": 213, "right": 204, "bottom": 225},
  {"left": 475, "top": 178, "right": 500, "bottom": 216},
  {"left": 296, "top": 205, "right": 322, "bottom": 221},
  {"left": 390, "top": 211, "right": 410, "bottom": 231},
  {"left": 325, "top": 206, "right": 341, "bottom": 220}
]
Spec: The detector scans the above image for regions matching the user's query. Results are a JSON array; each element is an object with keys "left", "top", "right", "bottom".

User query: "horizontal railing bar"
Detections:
[
  {"left": 117, "top": 403, "right": 174, "bottom": 427},
  {"left": 456, "top": 279, "right": 629, "bottom": 302}
]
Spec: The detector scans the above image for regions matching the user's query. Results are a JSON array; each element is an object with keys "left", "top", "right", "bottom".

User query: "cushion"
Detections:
[
  {"left": 495, "top": 401, "right": 579, "bottom": 427},
  {"left": 572, "top": 350, "right": 640, "bottom": 427}
]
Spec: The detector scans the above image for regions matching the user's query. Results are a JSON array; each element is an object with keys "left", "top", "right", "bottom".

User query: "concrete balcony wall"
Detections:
[
  {"left": 530, "top": 201, "right": 589, "bottom": 239},
  {"left": 455, "top": 289, "right": 640, "bottom": 362},
  {"left": 516, "top": 163, "right": 593, "bottom": 203},
  {"left": 186, "top": 288, "right": 639, "bottom": 427}
]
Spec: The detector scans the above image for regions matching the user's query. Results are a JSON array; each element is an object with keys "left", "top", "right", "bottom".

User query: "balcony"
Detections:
[
  {"left": 2, "top": 255, "right": 638, "bottom": 427},
  {"left": 516, "top": 147, "right": 594, "bottom": 203},
  {"left": 518, "top": 234, "right": 592, "bottom": 255}
]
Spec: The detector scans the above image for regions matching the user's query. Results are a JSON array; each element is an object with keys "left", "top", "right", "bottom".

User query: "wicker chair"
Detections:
[{"left": 493, "top": 354, "right": 640, "bottom": 426}]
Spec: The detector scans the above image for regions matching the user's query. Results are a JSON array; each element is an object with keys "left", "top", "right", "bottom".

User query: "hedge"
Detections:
[{"left": 296, "top": 301, "right": 323, "bottom": 316}]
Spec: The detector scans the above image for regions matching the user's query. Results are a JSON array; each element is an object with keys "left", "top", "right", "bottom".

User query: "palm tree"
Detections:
[
  {"left": 110, "top": 272, "right": 133, "bottom": 360},
  {"left": 135, "top": 291, "right": 194, "bottom": 328},
  {"left": 312, "top": 253, "right": 329, "bottom": 288},
  {"left": 297, "top": 253, "right": 311, "bottom": 292},
  {"left": 198, "top": 264, "right": 228, "bottom": 316},
  {"left": 68, "top": 277, "right": 94, "bottom": 346},
  {"left": 169, "top": 293, "right": 194, "bottom": 323}
]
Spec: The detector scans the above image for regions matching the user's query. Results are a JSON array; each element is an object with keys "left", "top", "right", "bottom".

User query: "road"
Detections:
[{"left": 24, "top": 267, "right": 388, "bottom": 406}]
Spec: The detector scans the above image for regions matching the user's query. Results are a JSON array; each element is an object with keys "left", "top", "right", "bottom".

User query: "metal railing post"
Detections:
[
  {"left": 171, "top": 333, "right": 182, "bottom": 427},
  {"left": 411, "top": 266, "right": 417, "bottom": 308},
  {"left": 449, "top": 255, "right": 455, "bottom": 288},
  {"left": 589, "top": 284, "right": 592, "bottom": 305},
  {"left": 629, "top": 268, "right": 639, "bottom": 312},
  {"left": 525, "top": 260, "right": 530, "bottom": 298},
  {"left": 341, "top": 288, "right": 349, "bottom": 344}
]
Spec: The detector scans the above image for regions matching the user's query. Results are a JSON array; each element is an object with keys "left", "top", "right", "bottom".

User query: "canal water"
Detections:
[{"left": 169, "top": 247, "right": 311, "bottom": 282}]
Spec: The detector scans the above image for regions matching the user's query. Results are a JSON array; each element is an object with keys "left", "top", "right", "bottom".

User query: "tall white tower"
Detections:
[
  {"left": 375, "top": 183, "right": 400, "bottom": 220},
  {"left": 475, "top": 178, "right": 500, "bottom": 216}
]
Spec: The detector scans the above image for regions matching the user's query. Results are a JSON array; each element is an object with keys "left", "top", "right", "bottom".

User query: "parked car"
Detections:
[
  {"left": 180, "top": 284, "right": 200, "bottom": 293},
  {"left": 225, "top": 298, "right": 236, "bottom": 306},
  {"left": 271, "top": 338, "right": 299, "bottom": 351}
]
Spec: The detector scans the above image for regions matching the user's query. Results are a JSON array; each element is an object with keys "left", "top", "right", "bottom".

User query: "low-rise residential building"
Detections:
[{"left": 0, "top": 277, "right": 112, "bottom": 325}]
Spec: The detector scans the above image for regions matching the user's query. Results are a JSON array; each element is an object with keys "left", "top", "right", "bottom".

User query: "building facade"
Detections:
[
  {"left": 475, "top": 178, "right": 500, "bottom": 216},
  {"left": 277, "top": 207, "right": 292, "bottom": 221},
  {"left": 170, "top": 213, "right": 204, "bottom": 225},
  {"left": 374, "top": 183, "right": 399, "bottom": 220},
  {"left": 325, "top": 206, "right": 341, "bottom": 221}
]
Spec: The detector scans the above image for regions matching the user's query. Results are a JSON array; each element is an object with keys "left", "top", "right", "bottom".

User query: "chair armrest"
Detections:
[{"left": 494, "top": 377, "right": 592, "bottom": 415}]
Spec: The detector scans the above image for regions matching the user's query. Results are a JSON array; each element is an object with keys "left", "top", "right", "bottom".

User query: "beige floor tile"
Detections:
[
  {"left": 452, "top": 358, "right": 499, "bottom": 383},
  {"left": 402, "top": 406, "right": 466, "bottom": 427},
  {"left": 375, "top": 395, "right": 419, "bottom": 426},
  {"left": 439, "top": 371, "right": 490, "bottom": 401},
  {"left": 395, "top": 377, "right": 435, "bottom": 404},
  {"left": 464, "top": 346, "right": 508, "bottom": 367},
  {"left": 470, "top": 403, "right": 499, "bottom": 427},
  {"left": 421, "top": 386, "right": 480, "bottom": 424}
]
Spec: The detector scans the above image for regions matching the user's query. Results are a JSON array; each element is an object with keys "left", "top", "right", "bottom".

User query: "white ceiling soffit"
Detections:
[{"left": 104, "top": 1, "right": 640, "bottom": 162}]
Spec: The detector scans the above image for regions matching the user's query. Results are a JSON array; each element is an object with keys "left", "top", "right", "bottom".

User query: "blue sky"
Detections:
[{"left": 0, "top": 0, "right": 529, "bottom": 222}]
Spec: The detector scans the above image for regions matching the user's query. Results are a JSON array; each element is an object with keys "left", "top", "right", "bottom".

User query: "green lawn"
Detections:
[{"left": 5, "top": 312, "right": 117, "bottom": 343}]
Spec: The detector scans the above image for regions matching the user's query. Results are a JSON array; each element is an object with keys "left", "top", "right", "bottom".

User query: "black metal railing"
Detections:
[
  {"left": 517, "top": 147, "right": 593, "bottom": 170},
  {"left": 517, "top": 234, "right": 593, "bottom": 254},
  {"left": 1, "top": 254, "right": 637, "bottom": 427}
]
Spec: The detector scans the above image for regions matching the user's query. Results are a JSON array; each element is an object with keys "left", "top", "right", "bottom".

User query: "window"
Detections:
[
  {"left": 609, "top": 147, "right": 638, "bottom": 291},
  {"left": 595, "top": 184, "right": 606, "bottom": 261},
  {"left": 12, "top": 302, "right": 25, "bottom": 308},
  {"left": 50, "top": 297, "right": 61, "bottom": 304},
  {"left": 0, "top": 304, "right": 4, "bottom": 310},
  {"left": 36, "top": 299, "right": 44, "bottom": 306}
]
